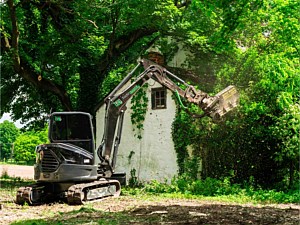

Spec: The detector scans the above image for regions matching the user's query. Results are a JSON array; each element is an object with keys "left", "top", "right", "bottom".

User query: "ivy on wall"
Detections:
[
  {"left": 130, "top": 83, "right": 149, "bottom": 139},
  {"left": 171, "top": 107, "right": 194, "bottom": 174}
]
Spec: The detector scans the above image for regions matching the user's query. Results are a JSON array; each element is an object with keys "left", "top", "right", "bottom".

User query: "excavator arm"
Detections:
[{"left": 97, "top": 59, "right": 239, "bottom": 177}]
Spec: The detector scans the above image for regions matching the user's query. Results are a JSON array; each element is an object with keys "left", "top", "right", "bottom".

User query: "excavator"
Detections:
[{"left": 16, "top": 59, "right": 239, "bottom": 205}]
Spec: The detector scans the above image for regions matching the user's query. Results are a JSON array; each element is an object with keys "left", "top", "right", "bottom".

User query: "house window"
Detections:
[{"left": 151, "top": 88, "right": 167, "bottom": 109}]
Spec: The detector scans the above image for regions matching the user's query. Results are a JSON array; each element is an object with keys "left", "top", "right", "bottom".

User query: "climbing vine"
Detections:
[
  {"left": 130, "top": 83, "right": 149, "bottom": 139},
  {"left": 171, "top": 107, "right": 194, "bottom": 175}
]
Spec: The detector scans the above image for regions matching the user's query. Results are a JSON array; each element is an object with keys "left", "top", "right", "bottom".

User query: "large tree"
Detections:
[{"left": 1, "top": 0, "right": 203, "bottom": 127}]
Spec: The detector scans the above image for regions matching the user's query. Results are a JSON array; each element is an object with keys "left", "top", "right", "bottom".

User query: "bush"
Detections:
[
  {"left": 144, "top": 180, "right": 178, "bottom": 194},
  {"left": 14, "top": 129, "right": 48, "bottom": 163},
  {"left": 246, "top": 188, "right": 300, "bottom": 203}
]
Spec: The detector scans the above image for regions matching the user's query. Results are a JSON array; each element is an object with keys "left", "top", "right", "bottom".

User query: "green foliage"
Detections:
[
  {"left": 1, "top": 168, "right": 10, "bottom": 179},
  {"left": 170, "top": 0, "right": 300, "bottom": 190},
  {"left": 1, "top": 0, "right": 183, "bottom": 122},
  {"left": 2, "top": 0, "right": 299, "bottom": 191},
  {"left": 272, "top": 105, "right": 300, "bottom": 162},
  {"left": 142, "top": 177, "right": 300, "bottom": 203},
  {"left": 130, "top": 84, "right": 149, "bottom": 139},
  {"left": 246, "top": 188, "right": 300, "bottom": 204},
  {"left": 0, "top": 121, "right": 20, "bottom": 160},
  {"left": 171, "top": 108, "right": 195, "bottom": 174},
  {"left": 98, "top": 66, "right": 130, "bottom": 100},
  {"left": 128, "top": 168, "right": 140, "bottom": 187},
  {"left": 14, "top": 128, "right": 48, "bottom": 163}
]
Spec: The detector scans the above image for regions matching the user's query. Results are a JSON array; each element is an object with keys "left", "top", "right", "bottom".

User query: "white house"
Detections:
[
  {"left": 95, "top": 45, "right": 198, "bottom": 184},
  {"left": 95, "top": 78, "right": 179, "bottom": 183}
]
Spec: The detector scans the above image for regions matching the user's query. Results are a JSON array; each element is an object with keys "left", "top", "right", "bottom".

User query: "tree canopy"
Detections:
[
  {"left": 1, "top": 0, "right": 194, "bottom": 126},
  {"left": 171, "top": 0, "right": 299, "bottom": 188}
]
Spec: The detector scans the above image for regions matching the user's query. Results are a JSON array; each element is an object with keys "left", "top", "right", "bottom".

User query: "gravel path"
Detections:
[{"left": 0, "top": 164, "right": 34, "bottom": 180}]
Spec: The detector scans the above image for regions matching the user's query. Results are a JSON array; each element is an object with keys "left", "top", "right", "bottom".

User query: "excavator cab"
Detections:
[
  {"left": 49, "top": 112, "right": 95, "bottom": 153},
  {"left": 34, "top": 112, "right": 97, "bottom": 183},
  {"left": 16, "top": 112, "right": 121, "bottom": 205}
]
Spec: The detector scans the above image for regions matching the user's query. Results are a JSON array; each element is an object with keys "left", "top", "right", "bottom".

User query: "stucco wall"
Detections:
[{"left": 96, "top": 80, "right": 178, "bottom": 183}]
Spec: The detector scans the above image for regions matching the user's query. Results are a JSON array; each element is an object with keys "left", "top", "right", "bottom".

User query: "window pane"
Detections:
[
  {"left": 160, "top": 90, "right": 165, "bottom": 98},
  {"left": 156, "top": 91, "right": 160, "bottom": 98},
  {"left": 151, "top": 88, "right": 167, "bottom": 109}
]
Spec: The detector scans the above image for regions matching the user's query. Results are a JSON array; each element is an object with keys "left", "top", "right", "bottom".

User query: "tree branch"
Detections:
[
  {"left": 109, "top": 28, "right": 158, "bottom": 57},
  {"left": 20, "top": 62, "right": 73, "bottom": 111},
  {"left": 7, "top": 0, "right": 20, "bottom": 72},
  {"left": 5, "top": 0, "right": 73, "bottom": 111}
]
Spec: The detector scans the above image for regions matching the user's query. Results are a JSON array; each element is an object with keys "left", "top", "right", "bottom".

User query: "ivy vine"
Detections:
[
  {"left": 130, "top": 83, "right": 149, "bottom": 139},
  {"left": 171, "top": 107, "right": 192, "bottom": 174}
]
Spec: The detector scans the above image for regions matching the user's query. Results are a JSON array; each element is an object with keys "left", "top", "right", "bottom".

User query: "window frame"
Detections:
[{"left": 151, "top": 87, "right": 167, "bottom": 110}]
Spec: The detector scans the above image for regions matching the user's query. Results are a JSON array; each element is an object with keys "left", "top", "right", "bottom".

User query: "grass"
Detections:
[
  {"left": 0, "top": 177, "right": 33, "bottom": 204},
  {"left": 1, "top": 172, "right": 299, "bottom": 205},
  {"left": 0, "top": 160, "right": 34, "bottom": 166},
  {"left": 9, "top": 207, "right": 159, "bottom": 225}
]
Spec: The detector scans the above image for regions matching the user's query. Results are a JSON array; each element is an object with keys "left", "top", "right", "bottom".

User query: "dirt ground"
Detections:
[
  {"left": 0, "top": 195, "right": 299, "bottom": 225},
  {"left": 0, "top": 165, "right": 299, "bottom": 224}
]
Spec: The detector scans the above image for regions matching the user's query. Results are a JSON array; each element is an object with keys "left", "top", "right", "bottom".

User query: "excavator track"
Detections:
[
  {"left": 16, "top": 183, "right": 52, "bottom": 205},
  {"left": 67, "top": 179, "right": 121, "bottom": 205},
  {"left": 16, "top": 179, "right": 121, "bottom": 205}
]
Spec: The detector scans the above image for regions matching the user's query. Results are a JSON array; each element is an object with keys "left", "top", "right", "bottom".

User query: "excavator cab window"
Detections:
[{"left": 49, "top": 113, "right": 94, "bottom": 153}]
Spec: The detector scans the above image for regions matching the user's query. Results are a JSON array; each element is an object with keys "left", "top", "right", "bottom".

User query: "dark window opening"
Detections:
[{"left": 151, "top": 88, "right": 167, "bottom": 109}]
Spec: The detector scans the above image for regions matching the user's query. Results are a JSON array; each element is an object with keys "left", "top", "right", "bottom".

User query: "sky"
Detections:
[{"left": 0, "top": 113, "right": 24, "bottom": 128}]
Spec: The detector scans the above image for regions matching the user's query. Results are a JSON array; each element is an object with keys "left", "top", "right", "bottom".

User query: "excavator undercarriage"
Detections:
[{"left": 16, "top": 179, "right": 121, "bottom": 205}]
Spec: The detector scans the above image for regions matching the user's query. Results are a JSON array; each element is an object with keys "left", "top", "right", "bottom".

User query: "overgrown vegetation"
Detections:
[
  {"left": 130, "top": 83, "right": 149, "bottom": 139},
  {"left": 0, "top": 175, "right": 299, "bottom": 209},
  {"left": 170, "top": 0, "right": 300, "bottom": 191},
  {"left": 125, "top": 176, "right": 300, "bottom": 204}
]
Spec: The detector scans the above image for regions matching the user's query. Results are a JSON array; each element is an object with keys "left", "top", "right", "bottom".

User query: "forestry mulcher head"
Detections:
[{"left": 203, "top": 85, "right": 240, "bottom": 120}]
